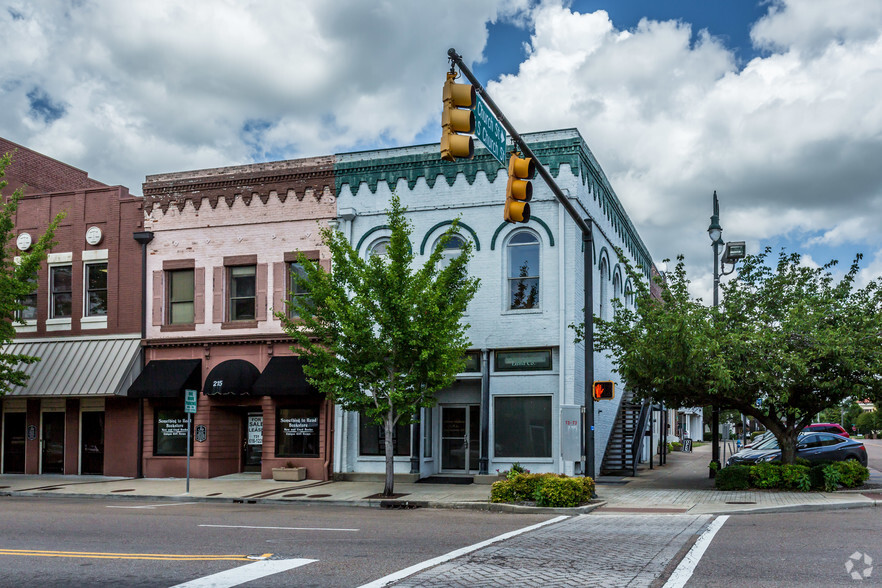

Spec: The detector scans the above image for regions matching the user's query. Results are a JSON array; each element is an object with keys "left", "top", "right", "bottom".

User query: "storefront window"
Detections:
[
  {"left": 276, "top": 406, "right": 320, "bottom": 457},
  {"left": 494, "top": 349, "right": 552, "bottom": 372},
  {"left": 359, "top": 413, "right": 411, "bottom": 456},
  {"left": 493, "top": 396, "right": 552, "bottom": 458},
  {"left": 154, "top": 408, "right": 192, "bottom": 456}
]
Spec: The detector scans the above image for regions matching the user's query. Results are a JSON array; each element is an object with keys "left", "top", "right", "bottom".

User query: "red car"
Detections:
[{"left": 803, "top": 423, "right": 850, "bottom": 438}]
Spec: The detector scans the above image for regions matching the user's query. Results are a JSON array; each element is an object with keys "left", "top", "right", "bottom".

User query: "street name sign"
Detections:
[{"left": 474, "top": 95, "right": 507, "bottom": 165}]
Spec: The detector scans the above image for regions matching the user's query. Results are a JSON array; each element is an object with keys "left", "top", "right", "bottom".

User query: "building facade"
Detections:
[
  {"left": 127, "top": 158, "right": 338, "bottom": 480},
  {"left": 2, "top": 138, "right": 144, "bottom": 477}
]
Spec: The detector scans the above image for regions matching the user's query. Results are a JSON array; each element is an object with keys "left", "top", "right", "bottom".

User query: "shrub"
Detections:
[
  {"left": 750, "top": 463, "right": 783, "bottom": 488},
  {"left": 809, "top": 464, "right": 841, "bottom": 492},
  {"left": 490, "top": 473, "right": 555, "bottom": 503},
  {"left": 794, "top": 457, "right": 812, "bottom": 467},
  {"left": 779, "top": 464, "right": 811, "bottom": 492},
  {"left": 832, "top": 460, "right": 870, "bottom": 488},
  {"left": 579, "top": 475, "right": 596, "bottom": 498},
  {"left": 490, "top": 479, "right": 518, "bottom": 503},
  {"left": 533, "top": 476, "right": 590, "bottom": 508},
  {"left": 671, "top": 442, "right": 682, "bottom": 451},
  {"left": 715, "top": 465, "right": 751, "bottom": 490}
]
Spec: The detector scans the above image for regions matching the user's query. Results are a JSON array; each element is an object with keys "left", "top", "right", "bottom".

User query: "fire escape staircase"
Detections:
[{"left": 600, "top": 390, "right": 650, "bottom": 476}]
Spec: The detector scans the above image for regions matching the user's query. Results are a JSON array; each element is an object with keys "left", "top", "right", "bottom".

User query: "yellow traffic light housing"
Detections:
[
  {"left": 593, "top": 381, "right": 614, "bottom": 400},
  {"left": 504, "top": 154, "right": 534, "bottom": 223},
  {"left": 441, "top": 72, "right": 475, "bottom": 162}
]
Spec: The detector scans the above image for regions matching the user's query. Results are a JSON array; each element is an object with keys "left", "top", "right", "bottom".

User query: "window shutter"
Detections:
[
  {"left": 152, "top": 271, "right": 163, "bottom": 326},
  {"left": 194, "top": 267, "right": 205, "bottom": 324},
  {"left": 256, "top": 263, "right": 268, "bottom": 321},
  {"left": 212, "top": 266, "right": 224, "bottom": 323},
  {"left": 273, "top": 262, "right": 286, "bottom": 319}
]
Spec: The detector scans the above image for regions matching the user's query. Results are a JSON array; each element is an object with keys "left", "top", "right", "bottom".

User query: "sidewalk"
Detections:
[{"left": 2, "top": 444, "right": 880, "bottom": 514}]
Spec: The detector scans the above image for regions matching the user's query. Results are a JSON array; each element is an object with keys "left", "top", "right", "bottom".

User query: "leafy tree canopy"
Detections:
[
  {"left": 584, "top": 248, "right": 882, "bottom": 463},
  {"left": 1, "top": 151, "right": 63, "bottom": 395},
  {"left": 279, "top": 193, "right": 480, "bottom": 495}
]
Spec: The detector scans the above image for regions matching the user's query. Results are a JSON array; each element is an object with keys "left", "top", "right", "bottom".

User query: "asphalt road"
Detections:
[
  {"left": 860, "top": 437, "right": 882, "bottom": 472},
  {"left": 0, "top": 496, "right": 553, "bottom": 588},
  {"left": 686, "top": 509, "right": 882, "bottom": 587}
]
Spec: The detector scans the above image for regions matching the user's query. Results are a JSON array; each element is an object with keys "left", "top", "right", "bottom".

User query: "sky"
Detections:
[{"left": 2, "top": 0, "right": 882, "bottom": 301}]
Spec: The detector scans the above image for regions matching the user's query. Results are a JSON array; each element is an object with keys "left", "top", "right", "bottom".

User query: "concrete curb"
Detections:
[{"left": 695, "top": 499, "right": 879, "bottom": 516}]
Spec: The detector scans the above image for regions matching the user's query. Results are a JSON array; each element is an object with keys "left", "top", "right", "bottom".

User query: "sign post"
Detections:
[{"left": 184, "top": 388, "right": 197, "bottom": 493}]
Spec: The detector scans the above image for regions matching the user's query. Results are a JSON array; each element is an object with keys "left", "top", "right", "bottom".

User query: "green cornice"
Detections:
[{"left": 419, "top": 221, "right": 481, "bottom": 255}]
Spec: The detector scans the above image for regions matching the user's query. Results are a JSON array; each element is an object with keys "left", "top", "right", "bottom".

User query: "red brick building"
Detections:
[{"left": 1, "top": 138, "right": 145, "bottom": 477}]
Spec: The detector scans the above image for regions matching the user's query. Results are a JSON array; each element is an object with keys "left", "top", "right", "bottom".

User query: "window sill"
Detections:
[
  {"left": 81, "top": 315, "right": 108, "bottom": 330},
  {"left": 502, "top": 308, "right": 543, "bottom": 315},
  {"left": 356, "top": 456, "right": 413, "bottom": 461},
  {"left": 13, "top": 321, "right": 37, "bottom": 333},
  {"left": 221, "top": 320, "right": 259, "bottom": 329},
  {"left": 46, "top": 317, "right": 72, "bottom": 331},
  {"left": 161, "top": 323, "right": 197, "bottom": 332}
]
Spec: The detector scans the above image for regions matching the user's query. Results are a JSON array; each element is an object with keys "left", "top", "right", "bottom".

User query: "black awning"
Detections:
[
  {"left": 204, "top": 359, "right": 260, "bottom": 396},
  {"left": 125, "top": 359, "right": 202, "bottom": 398},
  {"left": 252, "top": 356, "right": 322, "bottom": 397}
]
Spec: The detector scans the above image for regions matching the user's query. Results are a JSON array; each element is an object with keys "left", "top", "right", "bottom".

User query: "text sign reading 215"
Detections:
[{"left": 474, "top": 95, "right": 507, "bottom": 165}]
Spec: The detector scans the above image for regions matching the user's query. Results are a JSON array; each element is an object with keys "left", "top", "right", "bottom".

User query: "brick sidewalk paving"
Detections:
[{"left": 389, "top": 514, "right": 712, "bottom": 587}]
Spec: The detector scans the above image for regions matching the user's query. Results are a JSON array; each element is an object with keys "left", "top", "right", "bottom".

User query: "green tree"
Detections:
[
  {"left": 584, "top": 248, "right": 882, "bottom": 464},
  {"left": 278, "top": 193, "right": 480, "bottom": 496},
  {"left": 1, "top": 151, "right": 63, "bottom": 395},
  {"left": 856, "top": 411, "right": 877, "bottom": 436}
]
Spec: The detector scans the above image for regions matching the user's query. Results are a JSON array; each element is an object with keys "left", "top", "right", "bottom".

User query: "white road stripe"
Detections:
[
  {"left": 357, "top": 515, "right": 570, "bottom": 588},
  {"left": 169, "top": 558, "right": 316, "bottom": 588},
  {"left": 200, "top": 524, "right": 358, "bottom": 532},
  {"left": 107, "top": 503, "right": 199, "bottom": 509},
  {"left": 662, "top": 515, "right": 729, "bottom": 588}
]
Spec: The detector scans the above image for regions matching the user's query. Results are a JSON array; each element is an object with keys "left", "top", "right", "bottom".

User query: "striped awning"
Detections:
[{"left": 2, "top": 335, "right": 142, "bottom": 397}]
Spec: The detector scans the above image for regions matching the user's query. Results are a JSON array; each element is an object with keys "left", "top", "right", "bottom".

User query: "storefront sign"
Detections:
[
  {"left": 280, "top": 416, "right": 319, "bottom": 438},
  {"left": 27, "top": 424, "right": 37, "bottom": 441},
  {"left": 494, "top": 349, "right": 552, "bottom": 371},
  {"left": 195, "top": 424, "right": 207, "bottom": 443},
  {"left": 248, "top": 415, "right": 263, "bottom": 445},
  {"left": 158, "top": 416, "right": 188, "bottom": 438}
]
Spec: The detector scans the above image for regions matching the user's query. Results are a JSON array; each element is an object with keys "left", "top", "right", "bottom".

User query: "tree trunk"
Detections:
[
  {"left": 383, "top": 410, "right": 395, "bottom": 497},
  {"left": 778, "top": 432, "right": 799, "bottom": 464}
]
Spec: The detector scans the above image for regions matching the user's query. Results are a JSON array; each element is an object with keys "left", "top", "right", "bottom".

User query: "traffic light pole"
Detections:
[{"left": 447, "top": 48, "right": 597, "bottom": 478}]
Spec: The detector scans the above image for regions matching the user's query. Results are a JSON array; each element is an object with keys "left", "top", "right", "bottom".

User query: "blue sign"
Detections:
[{"left": 474, "top": 95, "right": 507, "bottom": 165}]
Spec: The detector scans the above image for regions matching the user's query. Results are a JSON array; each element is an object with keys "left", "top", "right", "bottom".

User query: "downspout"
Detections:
[
  {"left": 132, "top": 231, "right": 154, "bottom": 480},
  {"left": 479, "top": 348, "right": 490, "bottom": 475}
]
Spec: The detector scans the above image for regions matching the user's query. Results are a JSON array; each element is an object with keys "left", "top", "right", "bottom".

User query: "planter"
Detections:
[{"left": 272, "top": 467, "right": 307, "bottom": 482}]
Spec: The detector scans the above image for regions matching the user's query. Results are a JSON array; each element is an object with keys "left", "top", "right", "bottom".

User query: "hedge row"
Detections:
[
  {"left": 716, "top": 460, "right": 869, "bottom": 492},
  {"left": 490, "top": 473, "right": 596, "bottom": 507}
]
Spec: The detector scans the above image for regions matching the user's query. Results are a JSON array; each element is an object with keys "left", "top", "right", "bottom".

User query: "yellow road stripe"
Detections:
[{"left": 0, "top": 548, "right": 265, "bottom": 562}]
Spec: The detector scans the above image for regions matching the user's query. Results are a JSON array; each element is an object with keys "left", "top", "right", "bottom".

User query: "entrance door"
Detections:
[
  {"left": 243, "top": 412, "right": 263, "bottom": 472},
  {"left": 41, "top": 412, "right": 65, "bottom": 474},
  {"left": 2, "top": 413, "right": 25, "bottom": 473},
  {"left": 441, "top": 405, "right": 480, "bottom": 473},
  {"left": 81, "top": 411, "right": 105, "bottom": 475}
]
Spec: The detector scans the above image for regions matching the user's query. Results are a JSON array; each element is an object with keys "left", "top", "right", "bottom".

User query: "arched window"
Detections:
[
  {"left": 367, "top": 238, "right": 390, "bottom": 261},
  {"left": 435, "top": 234, "right": 465, "bottom": 271},
  {"left": 507, "top": 231, "right": 539, "bottom": 310},
  {"left": 625, "top": 282, "right": 635, "bottom": 309},
  {"left": 599, "top": 258, "right": 609, "bottom": 321}
]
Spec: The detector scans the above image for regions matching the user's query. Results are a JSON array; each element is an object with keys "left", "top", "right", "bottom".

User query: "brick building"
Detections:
[
  {"left": 1, "top": 138, "right": 145, "bottom": 476},
  {"left": 126, "top": 157, "right": 337, "bottom": 480}
]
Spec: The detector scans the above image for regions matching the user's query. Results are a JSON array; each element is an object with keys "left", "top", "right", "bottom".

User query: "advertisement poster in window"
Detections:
[
  {"left": 247, "top": 415, "right": 263, "bottom": 445},
  {"left": 277, "top": 408, "right": 319, "bottom": 457}
]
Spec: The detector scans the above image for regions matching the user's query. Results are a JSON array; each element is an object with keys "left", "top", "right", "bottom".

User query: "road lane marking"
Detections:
[
  {"left": 200, "top": 524, "right": 359, "bottom": 532},
  {"left": 107, "top": 502, "right": 199, "bottom": 509},
  {"left": 0, "top": 548, "right": 254, "bottom": 561},
  {"left": 169, "top": 558, "right": 317, "bottom": 588},
  {"left": 662, "top": 515, "right": 730, "bottom": 588},
  {"left": 357, "top": 515, "right": 570, "bottom": 588}
]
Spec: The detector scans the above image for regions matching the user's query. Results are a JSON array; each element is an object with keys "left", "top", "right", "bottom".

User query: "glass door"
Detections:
[
  {"left": 81, "top": 411, "right": 105, "bottom": 475},
  {"left": 242, "top": 412, "right": 263, "bottom": 472},
  {"left": 441, "top": 405, "right": 480, "bottom": 473},
  {"left": 2, "top": 412, "right": 25, "bottom": 473},
  {"left": 41, "top": 412, "right": 65, "bottom": 474}
]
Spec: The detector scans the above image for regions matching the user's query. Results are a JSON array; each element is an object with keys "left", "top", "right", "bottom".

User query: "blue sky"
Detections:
[{"left": 2, "top": 0, "right": 882, "bottom": 299}]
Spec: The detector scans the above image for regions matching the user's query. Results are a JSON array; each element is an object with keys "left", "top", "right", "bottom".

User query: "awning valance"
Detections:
[
  {"left": 204, "top": 359, "right": 260, "bottom": 396},
  {"left": 252, "top": 356, "right": 322, "bottom": 397},
  {"left": 4, "top": 336, "right": 142, "bottom": 397},
  {"left": 125, "top": 359, "right": 202, "bottom": 398}
]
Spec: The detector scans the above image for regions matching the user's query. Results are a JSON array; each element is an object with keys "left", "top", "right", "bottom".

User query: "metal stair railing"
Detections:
[{"left": 630, "top": 401, "right": 651, "bottom": 477}]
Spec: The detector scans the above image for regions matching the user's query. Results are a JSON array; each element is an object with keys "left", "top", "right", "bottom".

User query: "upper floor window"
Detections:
[
  {"left": 599, "top": 258, "right": 609, "bottom": 321},
  {"left": 167, "top": 269, "right": 195, "bottom": 324},
  {"left": 17, "top": 280, "right": 37, "bottom": 322},
  {"left": 287, "top": 262, "right": 311, "bottom": 318},
  {"left": 507, "top": 231, "right": 539, "bottom": 310},
  {"left": 85, "top": 262, "right": 108, "bottom": 317},
  {"left": 229, "top": 265, "right": 256, "bottom": 321},
  {"left": 50, "top": 265, "right": 72, "bottom": 318},
  {"left": 368, "top": 238, "right": 390, "bottom": 261},
  {"left": 436, "top": 234, "right": 465, "bottom": 270}
]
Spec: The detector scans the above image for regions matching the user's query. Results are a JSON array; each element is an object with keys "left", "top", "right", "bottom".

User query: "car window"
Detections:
[
  {"left": 818, "top": 434, "right": 844, "bottom": 447},
  {"left": 755, "top": 436, "right": 780, "bottom": 450},
  {"left": 800, "top": 435, "right": 824, "bottom": 448}
]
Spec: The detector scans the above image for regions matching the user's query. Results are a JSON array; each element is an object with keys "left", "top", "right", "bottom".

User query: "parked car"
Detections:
[
  {"left": 803, "top": 423, "right": 850, "bottom": 438},
  {"left": 726, "top": 432, "right": 867, "bottom": 467},
  {"left": 745, "top": 431, "right": 773, "bottom": 448}
]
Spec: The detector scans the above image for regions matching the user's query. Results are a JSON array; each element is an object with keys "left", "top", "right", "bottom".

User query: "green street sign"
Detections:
[
  {"left": 474, "top": 95, "right": 507, "bottom": 165},
  {"left": 184, "top": 388, "right": 197, "bottom": 414}
]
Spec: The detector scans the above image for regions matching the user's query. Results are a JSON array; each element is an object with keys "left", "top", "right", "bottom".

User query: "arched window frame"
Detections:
[{"left": 505, "top": 230, "right": 541, "bottom": 311}]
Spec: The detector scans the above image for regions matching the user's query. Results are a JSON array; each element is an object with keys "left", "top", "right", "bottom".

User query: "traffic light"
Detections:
[
  {"left": 593, "top": 381, "right": 614, "bottom": 400},
  {"left": 441, "top": 72, "right": 475, "bottom": 162},
  {"left": 504, "top": 153, "right": 534, "bottom": 223}
]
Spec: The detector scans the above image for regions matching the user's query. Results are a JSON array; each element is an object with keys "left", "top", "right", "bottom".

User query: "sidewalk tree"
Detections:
[
  {"left": 1, "top": 151, "right": 63, "bottom": 395},
  {"left": 583, "top": 248, "right": 882, "bottom": 464},
  {"left": 278, "top": 193, "right": 479, "bottom": 496}
]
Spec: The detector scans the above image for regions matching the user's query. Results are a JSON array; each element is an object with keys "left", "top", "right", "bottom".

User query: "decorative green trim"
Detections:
[
  {"left": 490, "top": 215, "right": 554, "bottom": 250},
  {"left": 355, "top": 225, "right": 390, "bottom": 253},
  {"left": 597, "top": 246, "right": 611, "bottom": 279},
  {"left": 612, "top": 264, "right": 623, "bottom": 288},
  {"left": 419, "top": 221, "right": 481, "bottom": 255}
]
